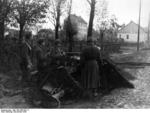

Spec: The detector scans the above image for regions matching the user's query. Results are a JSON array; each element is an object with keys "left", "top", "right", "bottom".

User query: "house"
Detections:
[
  {"left": 37, "top": 29, "right": 54, "bottom": 40},
  {"left": 70, "top": 14, "right": 88, "bottom": 41},
  {"left": 144, "top": 27, "right": 150, "bottom": 40},
  {"left": 117, "top": 21, "right": 147, "bottom": 43}
]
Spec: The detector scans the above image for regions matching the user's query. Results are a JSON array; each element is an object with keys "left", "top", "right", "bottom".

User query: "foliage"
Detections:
[
  {"left": 86, "top": 0, "right": 109, "bottom": 39},
  {"left": 0, "top": 0, "right": 14, "bottom": 23},
  {"left": 95, "top": 0, "right": 108, "bottom": 31},
  {"left": 10, "top": 0, "right": 49, "bottom": 40},
  {"left": 47, "top": 0, "right": 67, "bottom": 27},
  {"left": 0, "top": 0, "right": 14, "bottom": 39},
  {"left": 95, "top": 2, "right": 123, "bottom": 43},
  {"left": 47, "top": 0, "right": 68, "bottom": 39}
]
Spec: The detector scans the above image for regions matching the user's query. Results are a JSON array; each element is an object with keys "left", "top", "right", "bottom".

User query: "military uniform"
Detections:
[
  {"left": 47, "top": 46, "right": 66, "bottom": 66},
  {"left": 49, "top": 47, "right": 65, "bottom": 57},
  {"left": 20, "top": 41, "right": 32, "bottom": 82},
  {"left": 80, "top": 45, "right": 100, "bottom": 89},
  {"left": 35, "top": 45, "right": 48, "bottom": 70}
]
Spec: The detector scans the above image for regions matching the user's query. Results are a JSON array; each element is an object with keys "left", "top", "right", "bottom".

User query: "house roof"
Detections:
[
  {"left": 118, "top": 21, "right": 146, "bottom": 34},
  {"left": 70, "top": 14, "right": 87, "bottom": 25}
]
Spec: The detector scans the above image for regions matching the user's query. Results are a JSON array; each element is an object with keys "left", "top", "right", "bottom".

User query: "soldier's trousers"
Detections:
[{"left": 20, "top": 62, "right": 29, "bottom": 82}]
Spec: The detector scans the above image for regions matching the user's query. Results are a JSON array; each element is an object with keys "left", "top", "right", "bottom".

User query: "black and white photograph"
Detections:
[{"left": 0, "top": 0, "right": 150, "bottom": 110}]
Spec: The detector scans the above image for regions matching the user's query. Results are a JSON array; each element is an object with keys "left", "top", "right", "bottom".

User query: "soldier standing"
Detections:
[
  {"left": 20, "top": 33, "right": 32, "bottom": 83},
  {"left": 47, "top": 39, "right": 66, "bottom": 67},
  {"left": 80, "top": 38, "right": 100, "bottom": 97}
]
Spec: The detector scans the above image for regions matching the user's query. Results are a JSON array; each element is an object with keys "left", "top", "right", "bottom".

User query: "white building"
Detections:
[
  {"left": 70, "top": 14, "right": 88, "bottom": 41},
  {"left": 117, "top": 21, "right": 147, "bottom": 43}
]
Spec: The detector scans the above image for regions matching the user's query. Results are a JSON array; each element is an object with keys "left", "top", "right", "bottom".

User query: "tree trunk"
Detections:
[
  {"left": 19, "top": 24, "right": 24, "bottom": 43},
  {"left": 87, "top": 0, "right": 96, "bottom": 40},
  {"left": 55, "top": 24, "right": 59, "bottom": 39},
  {"left": 0, "top": 21, "right": 5, "bottom": 64},
  {"left": 100, "top": 30, "right": 104, "bottom": 52},
  {"left": 55, "top": 11, "right": 60, "bottom": 39},
  {"left": 68, "top": 16, "right": 73, "bottom": 52},
  {"left": 0, "top": 21, "right": 5, "bottom": 55},
  {"left": 0, "top": 21, "right": 5, "bottom": 40},
  {"left": 68, "top": 35, "right": 73, "bottom": 52}
]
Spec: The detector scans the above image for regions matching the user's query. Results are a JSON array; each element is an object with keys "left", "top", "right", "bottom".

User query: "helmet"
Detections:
[{"left": 55, "top": 39, "right": 61, "bottom": 45}]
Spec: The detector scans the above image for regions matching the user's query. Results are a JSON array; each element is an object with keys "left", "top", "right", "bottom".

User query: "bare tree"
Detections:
[
  {"left": 47, "top": 0, "right": 67, "bottom": 39},
  {"left": 95, "top": 0, "right": 108, "bottom": 42},
  {"left": 96, "top": 0, "right": 108, "bottom": 29},
  {"left": 86, "top": 0, "right": 96, "bottom": 39},
  {"left": 11, "top": 0, "right": 48, "bottom": 42}
]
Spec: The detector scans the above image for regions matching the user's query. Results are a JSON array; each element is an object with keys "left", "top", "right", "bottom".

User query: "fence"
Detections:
[{"left": 61, "top": 41, "right": 122, "bottom": 55}]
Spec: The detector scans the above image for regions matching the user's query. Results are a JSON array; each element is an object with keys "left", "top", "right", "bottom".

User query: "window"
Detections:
[{"left": 126, "top": 34, "right": 129, "bottom": 39}]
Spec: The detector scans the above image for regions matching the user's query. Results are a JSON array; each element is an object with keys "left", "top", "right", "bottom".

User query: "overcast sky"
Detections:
[
  {"left": 107, "top": 0, "right": 150, "bottom": 27},
  {"left": 43, "top": 0, "right": 150, "bottom": 29}
]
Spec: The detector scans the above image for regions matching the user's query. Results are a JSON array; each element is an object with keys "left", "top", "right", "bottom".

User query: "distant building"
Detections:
[
  {"left": 5, "top": 29, "right": 33, "bottom": 40},
  {"left": 117, "top": 21, "right": 147, "bottom": 43},
  {"left": 5, "top": 29, "right": 19, "bottom": 38},
  {"left": 70, "top": 14, "right": 88, "bottom": 41},
  {"left": 37, "top": 29, "right": 54, "bottom": 40}
]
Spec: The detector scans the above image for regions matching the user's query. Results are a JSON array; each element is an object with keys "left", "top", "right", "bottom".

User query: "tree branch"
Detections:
[
  {"left": 87, "top": 0, "right": 91, "bottom": 5},
  {"left": 48, "top": 16, "right": 56, "bottom": 27}
]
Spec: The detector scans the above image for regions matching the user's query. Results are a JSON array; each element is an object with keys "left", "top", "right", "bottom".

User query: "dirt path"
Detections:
[
  {"left": 96, "top": 67, "right": 150, "bottom": 108},
  {"left": 0, "top": 73, "right": 30, "bottom": 108}
]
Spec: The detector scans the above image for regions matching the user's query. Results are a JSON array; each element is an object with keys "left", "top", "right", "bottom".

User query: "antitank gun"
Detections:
[
  {"left": 29, "top": 52, "right": 134, "bottom": 108},
  {"left": 29, "top": 52, "right": 83, "bottom": 108}
]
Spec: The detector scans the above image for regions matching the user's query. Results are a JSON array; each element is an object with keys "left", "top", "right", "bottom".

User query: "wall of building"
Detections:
[
  {"left": 76, "top": 23, "right": 87, "bottom": 41},
  {"left": 117, "top": 33, "right": 147, "bottom": 43}
]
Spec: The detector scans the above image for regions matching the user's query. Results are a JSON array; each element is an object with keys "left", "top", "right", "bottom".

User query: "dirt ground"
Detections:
[{"left": 1, "top": 49, "right": 150, "bottom": 108}]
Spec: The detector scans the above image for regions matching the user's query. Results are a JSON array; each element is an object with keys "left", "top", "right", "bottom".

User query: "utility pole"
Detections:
[
  {"left": 137, "top": 0, "right": 141, "bottom": 51},
  {"left": 148, "top": 13, "right": 150, "bottom": 43}
]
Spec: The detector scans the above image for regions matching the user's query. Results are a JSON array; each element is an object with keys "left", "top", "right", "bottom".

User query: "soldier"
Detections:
[
  {"left": 20, "top": 33, "right": 32, "bottom": 83},
  {"left": 35, "top": 39, "right": 47, "bottom": 71},
  {"left": 48, "top": 39, "right": 65, "bottom": 57},
  {"left": 34, "top": 38, "right": 49, "bottom": 88},
  {"left": 47, "top": 39, "right": 66, "bottom": 67},
  {"left": 80, "top": 38, "right": 100, "bottom": 97}
]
